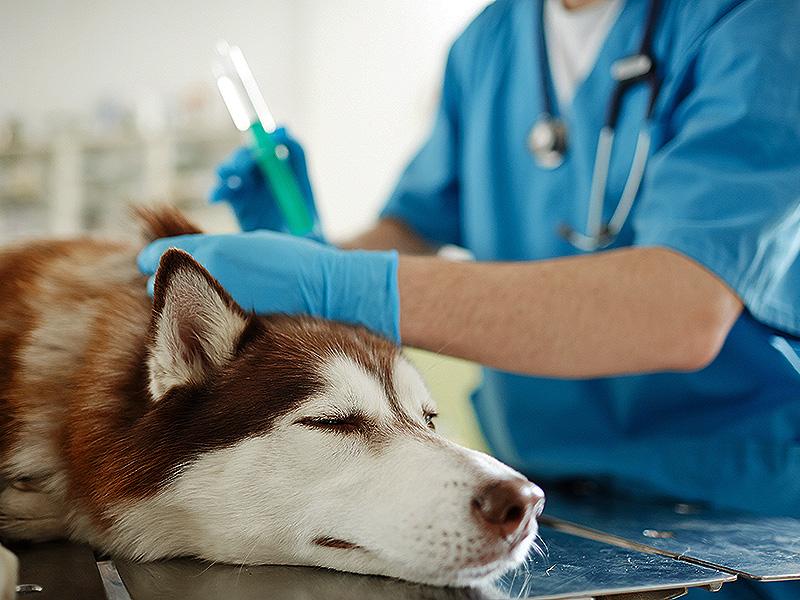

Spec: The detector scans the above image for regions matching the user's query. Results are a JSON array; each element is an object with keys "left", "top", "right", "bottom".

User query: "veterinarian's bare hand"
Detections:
[
  {"left": 211, "top": 126, "right": 324, "bottom": 241},
  {"left": 137, "top": 231, "right": 400, "bottom": 341}
]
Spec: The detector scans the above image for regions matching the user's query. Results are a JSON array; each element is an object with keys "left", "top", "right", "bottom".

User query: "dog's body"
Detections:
[{"left": 0, "top": 209, "right": 543, "bottom": 588}]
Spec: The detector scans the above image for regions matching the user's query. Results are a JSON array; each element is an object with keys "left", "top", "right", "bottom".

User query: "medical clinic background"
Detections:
[{"left": 0, "top": 0, "right": 491, "bottom": 448}]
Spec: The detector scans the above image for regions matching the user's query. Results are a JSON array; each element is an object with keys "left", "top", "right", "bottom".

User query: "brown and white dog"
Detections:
[{"left": 0, "top": 208, "right": 544, "bottom": 590}]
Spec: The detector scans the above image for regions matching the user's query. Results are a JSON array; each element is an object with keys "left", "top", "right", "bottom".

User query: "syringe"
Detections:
[{"left": 213, "top": 40, "right": 314, "bottom": 236}]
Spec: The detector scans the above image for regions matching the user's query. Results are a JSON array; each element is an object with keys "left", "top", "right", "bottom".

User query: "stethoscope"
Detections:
[{"left": 528, "top": 0, "right": 662, "bottom": 251}]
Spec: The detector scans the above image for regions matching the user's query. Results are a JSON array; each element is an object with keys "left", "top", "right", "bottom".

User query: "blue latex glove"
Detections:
[
  {"left": 137, "top": 231, "right": 400, "bottom": 342},
  {"left": 211, "top": 126, "right": 324, "bottom": 241}
]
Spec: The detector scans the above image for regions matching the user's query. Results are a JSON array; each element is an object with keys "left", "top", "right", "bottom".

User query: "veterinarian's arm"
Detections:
[
  {"left": 397, "top": 247, "right": 742, "bottom": 378},
  {"left": 138, "top": 233, "right": 741, "bottom": 377}
]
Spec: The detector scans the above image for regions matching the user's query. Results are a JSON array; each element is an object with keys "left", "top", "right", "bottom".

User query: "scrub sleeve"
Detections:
[{"left": 633, "top": 0, "right": 800, "bottom": 337}]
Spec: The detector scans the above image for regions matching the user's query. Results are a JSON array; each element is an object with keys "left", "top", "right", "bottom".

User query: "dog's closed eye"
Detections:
[
  {"left": 298, "top": 410, "right": 437, "bottom": 433},
  {"left": 296, "top": 414, "right": 368, "bottom": 434}
]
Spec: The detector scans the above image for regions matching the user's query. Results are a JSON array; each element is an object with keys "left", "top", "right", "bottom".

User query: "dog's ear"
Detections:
[{"left": 147, "top": 248, "right": 249, "bottom": 399}]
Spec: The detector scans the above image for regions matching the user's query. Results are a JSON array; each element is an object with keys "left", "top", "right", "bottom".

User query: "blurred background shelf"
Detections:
[
  {"left": 1, "top": 0, "right": 491, "bottom": 243},
  {"left": 0, "top": 126, "right": 241, "bottom": 242}
]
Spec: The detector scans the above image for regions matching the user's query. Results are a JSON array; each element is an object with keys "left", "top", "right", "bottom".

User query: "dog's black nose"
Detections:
[{"left": 471, "top": 479, "right": 544, "bottom": 539}]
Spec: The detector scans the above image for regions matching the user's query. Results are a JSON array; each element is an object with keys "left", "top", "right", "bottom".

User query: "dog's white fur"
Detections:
[
  {"left": 0, "top": 213, "right": 543, "bottom": 588},
  {"left": 79, "top": 350, "right": 539, "bottom": 586}
]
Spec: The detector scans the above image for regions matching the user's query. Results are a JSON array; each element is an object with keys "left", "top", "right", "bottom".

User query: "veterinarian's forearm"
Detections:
[{"left": 397, "top": 247, "right": 743, "bottom": 378}]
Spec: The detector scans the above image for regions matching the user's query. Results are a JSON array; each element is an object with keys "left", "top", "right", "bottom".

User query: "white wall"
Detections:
[
  {"left": 294, "top": 1, "right": 489, "bottom": 239},
  {"left": 0, "top": 0, "right": 298, "bottom": 129},
  {"left": 1, "top": 0, "right": 489, "bottom": 239}
]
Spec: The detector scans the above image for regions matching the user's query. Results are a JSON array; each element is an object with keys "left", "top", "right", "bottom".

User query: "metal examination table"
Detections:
[{"left": 10, "top": 486, "right": 800, "bottom": 600}]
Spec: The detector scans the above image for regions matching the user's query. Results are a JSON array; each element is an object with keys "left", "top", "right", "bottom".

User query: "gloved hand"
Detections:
[
  {"left": 137, "top": 231, "right": 400, "bottom": 342},
  {"left": 211, "top": 126, "right": 324, "bottom": 241}
]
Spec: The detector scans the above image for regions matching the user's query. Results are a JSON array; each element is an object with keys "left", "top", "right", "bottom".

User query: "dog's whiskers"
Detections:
[
  {"left": 195, "top": 559, "right": 219, "bottom": 577},
  {"left": 527, "top": 534, "right": 549, "bottom": 561},
  {"left": 529, "top": 541, "right": 545, "bottom": 559},
  {"left": 534, "top": 533, "right": 549, "bottom": 557},
  {"left": 414, "top": 339, "right": 462, "bottom": 379},
  {"left": 235, "top": 537, "right": 261, "bottom": 583}
]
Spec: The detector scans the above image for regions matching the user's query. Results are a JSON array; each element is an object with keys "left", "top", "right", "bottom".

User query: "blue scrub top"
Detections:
[{"left": 381, "top": 0, "right": 800, "bottom": 518}]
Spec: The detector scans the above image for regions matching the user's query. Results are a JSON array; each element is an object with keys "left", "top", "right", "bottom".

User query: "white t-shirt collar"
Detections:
[{"left": 544, "top": 0, "right": 625, "bottom": 110}]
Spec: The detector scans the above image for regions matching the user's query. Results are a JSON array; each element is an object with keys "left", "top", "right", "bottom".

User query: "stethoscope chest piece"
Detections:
[{"left": 528, "top": 114, "right": 567, "bottom": 169}]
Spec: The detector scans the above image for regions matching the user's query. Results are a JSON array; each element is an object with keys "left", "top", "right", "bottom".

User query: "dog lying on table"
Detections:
[{"left": 0, "top": 207, "right": 544, "bottom": 589}]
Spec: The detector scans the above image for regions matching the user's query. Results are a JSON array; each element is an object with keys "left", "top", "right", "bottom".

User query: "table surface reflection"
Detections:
[
  {"left": 543, "top": 486, "right": 800, "bottom": 581},
  {"left": 11, "top": 484, "right": 800, "bottom": 599},
  {"left": 112, "top": 525, "right": 733, "bottom": 600}
]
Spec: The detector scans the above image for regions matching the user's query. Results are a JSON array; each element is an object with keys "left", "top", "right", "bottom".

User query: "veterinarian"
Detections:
[{"left": 139, "top": 1, "right": 800, "bottom": 596}]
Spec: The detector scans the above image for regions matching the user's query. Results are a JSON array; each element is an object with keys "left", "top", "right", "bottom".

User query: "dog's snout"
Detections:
[{"left": 470, "top": 479, "right": 544, "bottom": 539}]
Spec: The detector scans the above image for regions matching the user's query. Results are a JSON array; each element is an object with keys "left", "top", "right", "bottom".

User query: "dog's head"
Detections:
[{"left": 136, "top": 248, "right": 543, "bottom": 586}]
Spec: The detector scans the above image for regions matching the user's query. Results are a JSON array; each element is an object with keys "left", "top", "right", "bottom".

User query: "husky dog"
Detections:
[{"left": 0, "top": 208, "right": 543, "bottom": 587}]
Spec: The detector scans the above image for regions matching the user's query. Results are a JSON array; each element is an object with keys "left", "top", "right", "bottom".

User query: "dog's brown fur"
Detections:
[{"left": 0, "top": 208, "right": 398, "bottom": 542}]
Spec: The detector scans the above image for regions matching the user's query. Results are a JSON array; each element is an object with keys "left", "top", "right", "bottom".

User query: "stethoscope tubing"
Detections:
[
  {"left": 561, "top": 126, "right": 652, "bottom": 252},
  {"left": 534, "top": 0, "right": 662, "bottom": 251}
]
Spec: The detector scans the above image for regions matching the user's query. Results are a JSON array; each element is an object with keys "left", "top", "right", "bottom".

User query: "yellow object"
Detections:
[{"left": 405, "top": 348, "right": 489, "bottom": 453}]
